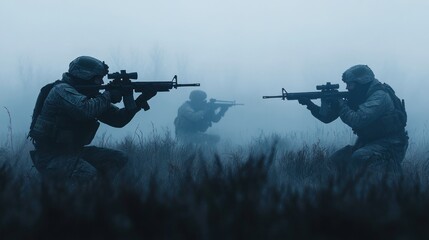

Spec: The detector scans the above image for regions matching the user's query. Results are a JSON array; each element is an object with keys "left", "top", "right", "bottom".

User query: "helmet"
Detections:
[
  {"left": 68, "top": 56, "right": 109, "bottom": 81},
  {"left": 342, "top": 65, "right": 375, "bottom": 84},
  {"left": 189, "top": 90, "right": 207, "bottom": 102}
]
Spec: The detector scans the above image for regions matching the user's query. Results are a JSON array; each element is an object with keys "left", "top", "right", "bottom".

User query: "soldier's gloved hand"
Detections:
[
  {"left": 299, "top": 97, "right": 318, "bottom": 112},
  {"left": 107, "top": 89, "right": 123, "bottom": 104},
  {"left": 135, "top": 89, "right": 158, "bottom": 111},
  {"left": 122, "top": 87, "right": 133, "bottom": 97},
  {"left": 298, "top": 97, "right": 312, "bottom": 106},
  {"left": 322, "top": 97, "right": 340, "bottom": 110},
  {"left": 195, "top": 111, "right": 205, "bottom": 120},
  {"left": 219, "top": 105, "right": 229, "bottom": 115},
  {"left": 142, "top": 89, "right": 158, "bottom": 101},
  {"left": 338, "top": 98, "right": 347, "bottom": 109}
]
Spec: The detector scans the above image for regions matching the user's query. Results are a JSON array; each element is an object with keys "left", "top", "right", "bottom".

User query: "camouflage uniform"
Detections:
[
  {"left": 302, "top": 65, "right": 408, "bottom": 173},
  {"left": 29, "top": 56, "right": 143, "bottom": 183},
  {"left": 174, "top": 90, "right": 227, "bottom": 145}
]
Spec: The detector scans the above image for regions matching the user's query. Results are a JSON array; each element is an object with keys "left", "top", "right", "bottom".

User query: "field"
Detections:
[{"left": 1, "top": 130, "right": 429, "bottom": 239}]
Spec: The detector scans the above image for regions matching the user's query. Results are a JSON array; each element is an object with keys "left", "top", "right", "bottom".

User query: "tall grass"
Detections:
[{"left": 0, "top": 130, "right": 428, "bottom": 239}]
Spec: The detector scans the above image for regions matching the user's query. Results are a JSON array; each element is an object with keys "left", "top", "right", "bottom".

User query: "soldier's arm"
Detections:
[
  {"left": 98, "top": 94, "right": 140, "bottom": 128},
  {"left": 179, "top": 103, "right": 205, "bottom": 122},
  {"left": 56, "top": 84, "right": 112, "bottom": 120},
  {"left": 97, "top": 106, "right": 138, "bottom": 128},
  {"left": 211, "top": 106, "right": 228, "bottom": 123},
  {"left": 307, "top": 99, "right": 339, "bottom": 123},
  {"left": 339, "top": 90, "right": 392, "bottom": 129}
]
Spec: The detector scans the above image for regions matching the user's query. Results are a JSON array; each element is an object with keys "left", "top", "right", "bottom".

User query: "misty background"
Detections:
[{"left": 0, "top": 0, "right": 428, "bottom": 151}]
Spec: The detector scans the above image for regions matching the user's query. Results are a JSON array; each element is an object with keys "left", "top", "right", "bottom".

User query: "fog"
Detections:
[{"left": 1, "top": 0, "right": 428, "bottom": 146}]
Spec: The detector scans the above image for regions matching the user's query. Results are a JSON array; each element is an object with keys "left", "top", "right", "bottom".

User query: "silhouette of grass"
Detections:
[{"left": 0, "top": 132, "right": 428, "bottom": 239}]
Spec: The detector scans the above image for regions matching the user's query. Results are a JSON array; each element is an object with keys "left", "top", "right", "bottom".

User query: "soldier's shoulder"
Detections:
[
  {"left": 50, "top": 82, "right": 86, "bottom": 101},
  {"left": 371, "top": 88, "right": 389, "bottom": 96},
  {"left": 368, "top": 88, "right": 390, "bottom": 101},
  {"left": 178, "top": 101, "right": 197, "bottom": 114},
  {"left": 179, "top": 101, "right": 192, "bottom": 108},
  {"left": 366, "top": 89, "right": 394, "bottom": 110},
  {"left": 53, "top": 82, "right": 79, "bottom": 94},
  {"left": 367, "top": 81, "right": 390, "bottom": 97}
]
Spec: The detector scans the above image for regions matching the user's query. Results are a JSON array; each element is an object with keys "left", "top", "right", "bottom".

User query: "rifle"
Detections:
[
  {"left": 208, "top": 98, "right": 244, "bottom": 108},
  {"left": 77, "top": 70, "right": 200, "bottom": 93},
  {"left": 76, "top": 70, "right": 200, "bottom": 110},
  {"left": 262, "top": 82, "right": 348, "bottom": 100},
  {"left": 203, "top": 99, "right": 243, "bottom": 120}
]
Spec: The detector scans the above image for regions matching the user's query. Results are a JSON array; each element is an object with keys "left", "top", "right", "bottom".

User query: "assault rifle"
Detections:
[
  {"left": 204, "top": 99, "right": 243, "bottom": 120},
  {"left": 262, "top": 82, "right": 348, "bottom": 100},
  {"left": 77, "top": 70, "right": 200, "bottom": 93},
  {"left": 208, "top": 98, "right": 244, "bottom": 108}
]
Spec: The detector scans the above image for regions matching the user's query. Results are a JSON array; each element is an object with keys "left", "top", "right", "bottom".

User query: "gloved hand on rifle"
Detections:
[
  {"left": 337, "top": 98, "right": 348, "bottom": 112},
  {"left": 121, "top": 87, "right": 139, "bottom": 111},
  {"left": 219, "top": 105, "right": 229, "bottom": 116},
  {"left": 298, "top": 97, "right": 318, "bottom": 112},
  {"left": 106, "top": 89, "right": 123, "bottom": 104},
  {"left": 298, "top": 97, "right": 312, "bottom": 106},
  {"left": 322, "top": 97, "right": 341, "bottom": 112},
  {"left": 135, "top": 89, "right": 158, "bottom": 111}
]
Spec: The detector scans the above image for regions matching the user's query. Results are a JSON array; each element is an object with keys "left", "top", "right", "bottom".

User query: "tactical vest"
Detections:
[
  {"left": 352, "top": 83, "right": 407, "bottom": 142},
  {"left": 174, "top": 102, "right": 213, "bottom": 135},
  {"left": 174, "top": 115, "right": 211, "bottom": 134},
  {"left": 29, "top": 81, "right": 100, "bottom": 149}
]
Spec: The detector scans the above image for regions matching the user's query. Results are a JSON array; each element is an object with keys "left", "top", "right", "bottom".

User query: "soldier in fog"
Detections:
[
  {"left": 298, "top": 65, "right": 408, "bottom": 174},
  {"left": 28, "top": 56, "right": 156, "bottom": 183},
  {"left": 174, "top": 90, "right": 229, "bottom": 145}
]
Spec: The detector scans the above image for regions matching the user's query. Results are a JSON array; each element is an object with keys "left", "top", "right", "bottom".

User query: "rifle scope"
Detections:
[
  {"left": 316, "top": 82, "right": 339, "bottom": 91},
  {"left": 107, "top": 70, "right": 138, "bottom": 80}
]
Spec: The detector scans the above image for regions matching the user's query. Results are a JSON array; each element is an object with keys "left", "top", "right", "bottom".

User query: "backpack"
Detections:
[
  {"left": 28, "top": 80, "right": 61, "bottom": 140},
  {"left": 352, "top": 82, "right": 407, "bottom": 142},
  {"left": 380, "top": 83, "right": 407, "bottom": 128}
]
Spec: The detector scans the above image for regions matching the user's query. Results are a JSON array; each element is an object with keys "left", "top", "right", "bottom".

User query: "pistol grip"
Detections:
[{"left": 141, "top": 102, "right": 150, "bottom": 111}]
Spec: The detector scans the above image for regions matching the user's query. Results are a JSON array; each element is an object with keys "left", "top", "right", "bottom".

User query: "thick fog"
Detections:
[{"left": 1, "top": 0, "right": 428, "bottom": 146}]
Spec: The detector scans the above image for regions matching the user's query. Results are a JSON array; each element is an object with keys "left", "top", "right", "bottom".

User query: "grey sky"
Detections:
[{"left": 0, "top": 0, "right": 428, "bottom": 144}]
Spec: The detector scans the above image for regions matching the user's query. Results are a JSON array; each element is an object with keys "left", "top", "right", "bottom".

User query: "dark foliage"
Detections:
[{"left": 1, "top": 134, "right": 429, "bottom": 239}]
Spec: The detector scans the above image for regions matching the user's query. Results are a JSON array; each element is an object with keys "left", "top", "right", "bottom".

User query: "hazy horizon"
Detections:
[{"left": 1, "top": 0, "right": 428, "bottom": 146}]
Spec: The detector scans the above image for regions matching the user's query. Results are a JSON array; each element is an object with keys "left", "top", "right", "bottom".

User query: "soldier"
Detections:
[
  {"left": 298, "top": 65, "right": 408, "bottom": 174},
  {"left": 174, "top": 90, "right": 229, "bottom": 145},
  {"left": 28, "top": 56, "right": 156, "bottom": 183}
]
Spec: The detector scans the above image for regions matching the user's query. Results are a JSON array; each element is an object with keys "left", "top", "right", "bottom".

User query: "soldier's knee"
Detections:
[
  {"left": 351, "top": 149, "right": 396, "bottom": 174},
  {"left": 351, "top": 149, "right": 370, "bottom": 162},
  {"left": 72, "top": 162, "right": 98, "bottom": 183},
  {"left": 105, "top": 149, "right": 128, "bottom": 172},
  {"left": 102, "top": 150, "right": 128, "bottom": 179},
  {"left": 350, "top": 149, "right": 371, "bottom": 167},
  {"left": 328, "top": 145, "right": 354, "bottom": 171},
  {"left": 116, "top": 150, "right": 128, "bottom": 167}
]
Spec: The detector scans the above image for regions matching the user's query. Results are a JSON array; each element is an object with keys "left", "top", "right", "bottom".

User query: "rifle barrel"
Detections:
[
  {"left": 262, "top": 95, "right": 284, "bottom": 99},
  {"left": 176, "top": 83, "right": 201, "bottom": 87}
]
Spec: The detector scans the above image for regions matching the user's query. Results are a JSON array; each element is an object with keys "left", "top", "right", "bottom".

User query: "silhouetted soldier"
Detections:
[
  {"left": 174, "top": 90, "right": 229, "bottom": 145},
  {"left": 298, "top": 65, "right": 408, "bottom": 174},
  {"left": 28, "top": 56, "right": 156, "bottom": 183}
]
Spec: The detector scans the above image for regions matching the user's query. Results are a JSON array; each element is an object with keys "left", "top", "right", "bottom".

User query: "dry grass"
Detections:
[{"left": 0, "top": 131, "right": 428, "bottom": 239}]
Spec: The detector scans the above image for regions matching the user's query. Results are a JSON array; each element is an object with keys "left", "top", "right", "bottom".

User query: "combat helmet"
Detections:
[
  {"left": 189, "top": 90, "right": 207, "bottom": 102},
  {"left": 342, "top": 65, "right": 375, "bottom": 85},
  {"left": 68, "top": 56, "right": 109, "bottom": 81}
]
